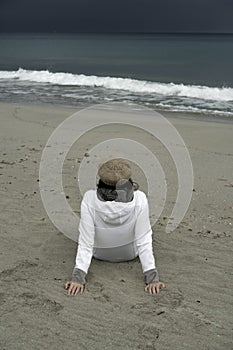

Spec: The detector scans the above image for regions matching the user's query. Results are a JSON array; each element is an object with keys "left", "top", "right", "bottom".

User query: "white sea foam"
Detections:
[
  {"left": 154, "top": 102, "right": 233, "bottom": 117},
  {"left": 1, "top": 68, "right": 233, "bottom": 102}
]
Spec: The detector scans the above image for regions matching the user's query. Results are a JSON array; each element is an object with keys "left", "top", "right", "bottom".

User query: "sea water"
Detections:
[{"left": 0, "top": 33, "right": 233, "bottom": 117}]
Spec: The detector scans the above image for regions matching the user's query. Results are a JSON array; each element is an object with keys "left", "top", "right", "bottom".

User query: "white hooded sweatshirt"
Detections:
[{"left": 74, "top": 189, "right": 157, "bottom": 275}]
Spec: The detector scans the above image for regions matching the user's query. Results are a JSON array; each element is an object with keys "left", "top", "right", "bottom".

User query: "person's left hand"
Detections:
[{"left": 144, "top": 281, "right": 166, "bottom": 295}]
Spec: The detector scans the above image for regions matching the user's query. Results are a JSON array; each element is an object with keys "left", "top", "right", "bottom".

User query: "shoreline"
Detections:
[{"left": 1, "top": 101, "right": 233, "bottom": 124}]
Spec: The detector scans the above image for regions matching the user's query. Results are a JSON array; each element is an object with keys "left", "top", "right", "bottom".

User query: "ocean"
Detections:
[{"left": 0, "top": 33, "right": 233, "bottom": 117}]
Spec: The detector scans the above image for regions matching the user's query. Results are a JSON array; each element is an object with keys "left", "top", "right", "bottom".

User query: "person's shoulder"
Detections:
[
  {"left": 134, "top": 190, "right": 148, "bottom": 205},
  {"left": 135, "top": 190, "right": 147, "bottom": 199},
  {"left": 82, "top": 189, "right": 96, "bottom": 203}
]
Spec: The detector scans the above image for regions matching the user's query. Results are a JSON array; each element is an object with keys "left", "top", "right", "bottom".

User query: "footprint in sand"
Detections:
[
  {"left": 0, "top": 260, "right": 38, "bottom": 281},
  {"left": 154, "top": 288, "right": 184, "bottom": 309},
  {"left": 91, "top": 281, "right": 111, "bottom": 303},
  {"left": 137, "top": 324, "right": 160, "bottom": 349},
  {"left": 18, "top": 292, "right": 64, "bottom": 313},
  {"left": 131, "top": 288, "right": 184, "bottom": 316}
]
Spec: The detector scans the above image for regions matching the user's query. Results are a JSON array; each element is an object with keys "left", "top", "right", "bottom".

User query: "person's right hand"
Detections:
[{"left": 64, "top": 281, "right": 85, "bottom": 296}]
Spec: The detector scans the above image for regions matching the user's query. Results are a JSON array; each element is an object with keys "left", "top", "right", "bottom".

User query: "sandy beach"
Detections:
[{"left": 0, "top": 102, "right": 233, "bottom": 350}]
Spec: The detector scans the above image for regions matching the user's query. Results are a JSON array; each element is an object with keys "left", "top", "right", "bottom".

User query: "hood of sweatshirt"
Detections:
[{"left": 86, "top": 190, "right": 138, "bottom": 226}]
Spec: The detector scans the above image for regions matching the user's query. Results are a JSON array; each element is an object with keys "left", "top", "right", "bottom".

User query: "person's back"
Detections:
[
  {"left": 81, "top": 189, "right": 150, "bottom": 262},
  {"left": 65, "top": 158, "right": 165, "bottom": 296}
]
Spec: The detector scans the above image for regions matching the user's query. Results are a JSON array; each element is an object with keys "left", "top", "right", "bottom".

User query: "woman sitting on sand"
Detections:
[{"left": 65, "top": 158, "right": 165, "bottom": 296}]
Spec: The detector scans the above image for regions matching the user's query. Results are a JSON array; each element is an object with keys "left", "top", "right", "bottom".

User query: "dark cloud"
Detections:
[{"left": 0, "top": 0, "right": 232, "bottom": 33}]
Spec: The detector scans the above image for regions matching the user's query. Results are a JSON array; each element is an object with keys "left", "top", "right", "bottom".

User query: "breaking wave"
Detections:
[{"left": 1, "top": 68, "right": 233, "bottom": 102}]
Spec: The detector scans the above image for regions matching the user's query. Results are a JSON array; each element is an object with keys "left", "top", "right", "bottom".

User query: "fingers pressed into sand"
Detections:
[
  {"left": 68, "top": 283, "right": 76, "bottom": 295},
  {"left": 67, "top": 282, "right": 85, "bottom": 296},
  {"left": 74, "top": 286, "right": 80, "bottom": 296},
  {"left": 151, "top": 285, "right": 156, "bottom": 295},
  {"left": 64, "top": 281, "right": 70, "bottom": 289},
  {"left": 144, "top": 282, "right": 166, "bottom": 295},
  {"left": 72, "top": 286, "right": 78, "bottom": 296},
  {"left": 159, "top": 282, "right": 166, "bottom": 290},
  {"left": 144, "top": 284, "right": 151, "bottom": 294}
]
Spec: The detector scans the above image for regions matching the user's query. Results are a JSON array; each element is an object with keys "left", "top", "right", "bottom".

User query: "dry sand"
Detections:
[{"left": 0, "top": 102, "right": 233, "bottom": 350}]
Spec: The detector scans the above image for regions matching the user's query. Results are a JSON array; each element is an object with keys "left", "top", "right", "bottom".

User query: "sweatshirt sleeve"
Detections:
[
  {"left": 71, "top": 267, "right": 87, "bottom": 284},
  {"left": 134, "top": 192, "right": 159, "bottom": 283},
  {"left": 74, "top": 192, "right": 95, "bottom": 277}
]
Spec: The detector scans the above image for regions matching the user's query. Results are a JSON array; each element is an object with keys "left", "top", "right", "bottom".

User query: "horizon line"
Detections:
[{"left": 0, "top": 31, "right": 233, "bottom": 35}]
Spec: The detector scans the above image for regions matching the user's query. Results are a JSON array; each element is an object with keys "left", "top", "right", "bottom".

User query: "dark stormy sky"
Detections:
[{"left": 0, "top": 0, "right": 233, "bottom": 34}]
